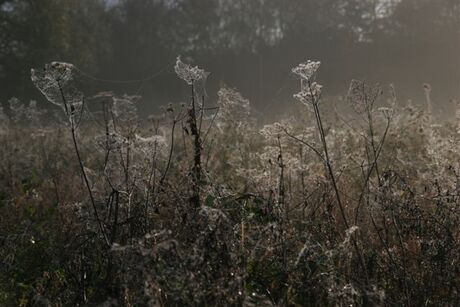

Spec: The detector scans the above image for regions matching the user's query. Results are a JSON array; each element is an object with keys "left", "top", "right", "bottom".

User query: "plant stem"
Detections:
[{"left": 58, "top": 81, "right": 109, "bottom": 246}]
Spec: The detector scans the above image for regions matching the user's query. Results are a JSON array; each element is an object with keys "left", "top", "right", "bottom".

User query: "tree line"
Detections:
[{"left": 1, "top": 0, "right": 459, "bottom": 111}]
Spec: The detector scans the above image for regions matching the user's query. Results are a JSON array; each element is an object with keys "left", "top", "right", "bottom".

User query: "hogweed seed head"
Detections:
[
  {"left": 378, "top": 107, "right": 394, "bottom": 120},
  {"left": 260, "top": 122, "right": 286, "bottom": 142},
  {"left": 292, "top": 60, "right": 321, "bottom": 83},
  {"left": 31, "top": 62, "right": 83, "bottom": 119},
  {"left": 174, "top": 56, "right": 208, "bottom": 85},
  {"left": 292, "top": 61, "right": 323, "bottom": 107},
  {"left": 293, "top": 82, "right": 323, "bottom": 106}
]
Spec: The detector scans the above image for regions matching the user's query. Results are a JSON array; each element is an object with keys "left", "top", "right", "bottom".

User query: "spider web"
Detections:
[{"left": 31, "top": 62, "right": 83, "bottom": 116}]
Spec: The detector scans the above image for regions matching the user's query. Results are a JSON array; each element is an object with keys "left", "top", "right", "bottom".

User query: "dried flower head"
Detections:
[
  {"left": 378, "top": 107, "right": 394, "bottom": 120},
  {"left": 174, "top": 56, "right": 208, "bottom": 85},
  {"left": 293, "top": 82, "right": 323, "bottom": 105},
  {"left": 31, "top": 62, "right": 83, "bottom": 117},
  {"left": 292, "top": 60, "right": 321, "bottom": 82},
  {"left": 260, "top": 122, "right": 285, "bottom": 141},
  {"left": 423, "top": 83, "right": 432, "bottom": 92}
]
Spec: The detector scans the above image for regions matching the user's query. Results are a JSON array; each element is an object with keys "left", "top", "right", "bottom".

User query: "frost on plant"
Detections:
[
  {"left": 31, "top": 62, "right": 83, "bottom": 118},
  {"left": 4, "top": 56, "right": 460, "bottom": 306},
  {"left": 378, "top": 107, "right": 394, "bottom": 120},
  {"left": 216, "top": 87, "right": 251, "bottom": 129},
  {"left": 293, "top": 82, "right": 323, "bottom": 106},
  {"left": 135, "top": 134, "right": 167, "bottom": 157},
  {"left": 95, "top": 132, "right": 128, "bottom": 152},
  {"left": 292, "top": 60, "right": 323, "bottom": 106},
  {"left": 113, "top": 94, "right": 139, "bottom": 123},
  {"left": 259, "top": 122, "right": 286, "bottom": 142},
  {"left": 174, "top": 56, "right": 208, "bottom": 85},
  {"left": 292, "top": 60, "right": 321, "bottom": 83}
]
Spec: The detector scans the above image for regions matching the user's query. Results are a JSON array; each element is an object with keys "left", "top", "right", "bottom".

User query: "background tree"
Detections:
[
  {"left": 0, "top": 0, "right": 459, "bottom": 113},
  {"left": 0, "top": 0, "right": 110, "bottom": 100}
]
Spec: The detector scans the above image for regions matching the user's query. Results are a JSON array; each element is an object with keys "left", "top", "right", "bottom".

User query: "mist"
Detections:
[
  {"left": 3, "top": 1, "right": 460, "bottom": 305},
  {"left": 1, "top": 0, "right": 459, "bottom": 116}
]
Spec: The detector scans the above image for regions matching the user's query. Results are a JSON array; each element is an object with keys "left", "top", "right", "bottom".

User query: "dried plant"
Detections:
[{"left": 0, "top": 58, "right": 459, "bottom": 306}]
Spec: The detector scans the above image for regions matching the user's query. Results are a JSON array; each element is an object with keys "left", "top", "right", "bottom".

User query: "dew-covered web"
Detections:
[{"left": 31, "top": 62, "right": 83, "bottom": 116}]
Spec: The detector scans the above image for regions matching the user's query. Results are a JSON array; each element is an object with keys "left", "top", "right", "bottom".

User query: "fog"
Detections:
[
  {"left": 3, "top": 2, "right": 460, "bottom": 304},
  {"left": 1, "top": 0, "right": 459, "bottom": 116}
]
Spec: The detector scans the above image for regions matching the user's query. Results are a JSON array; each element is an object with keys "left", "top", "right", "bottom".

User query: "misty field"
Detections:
[{"left": 0, "top": 58, "right": 459, "bottom": 306}]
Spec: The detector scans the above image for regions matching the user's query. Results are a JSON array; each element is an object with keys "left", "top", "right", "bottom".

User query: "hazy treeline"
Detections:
[{"left": 1, "top": 0, "right": 459, "bottom": 111}]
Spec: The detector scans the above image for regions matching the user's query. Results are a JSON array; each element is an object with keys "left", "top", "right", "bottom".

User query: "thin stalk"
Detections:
[
  {"left": 58, "top": 81, "right": 109, "bottom": 246},
  {"left": 308, "top": 81, "right": 368, "bottom": 281},
  {"left": 189, "top": 83, "right": 202, "bottom": 208}
]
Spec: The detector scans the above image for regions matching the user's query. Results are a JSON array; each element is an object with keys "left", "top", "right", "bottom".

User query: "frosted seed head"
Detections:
[
  {"left": 31, "top": 62, "right": 83, "bottom": 118},
  {"left": 292, "top": 60, "right": 321, "bottom": 82},
  {"left": 259, "top": 122, "right": 285, "bottom": 141},
  {"left": 174, "top": 56, "right": 208, "bottom": 85},
  {"left": 293, "top": 82, "right": 322, "bottom": 106},
  {"left": 378, "top": 107, "right": 394, "bottom": 120}
]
